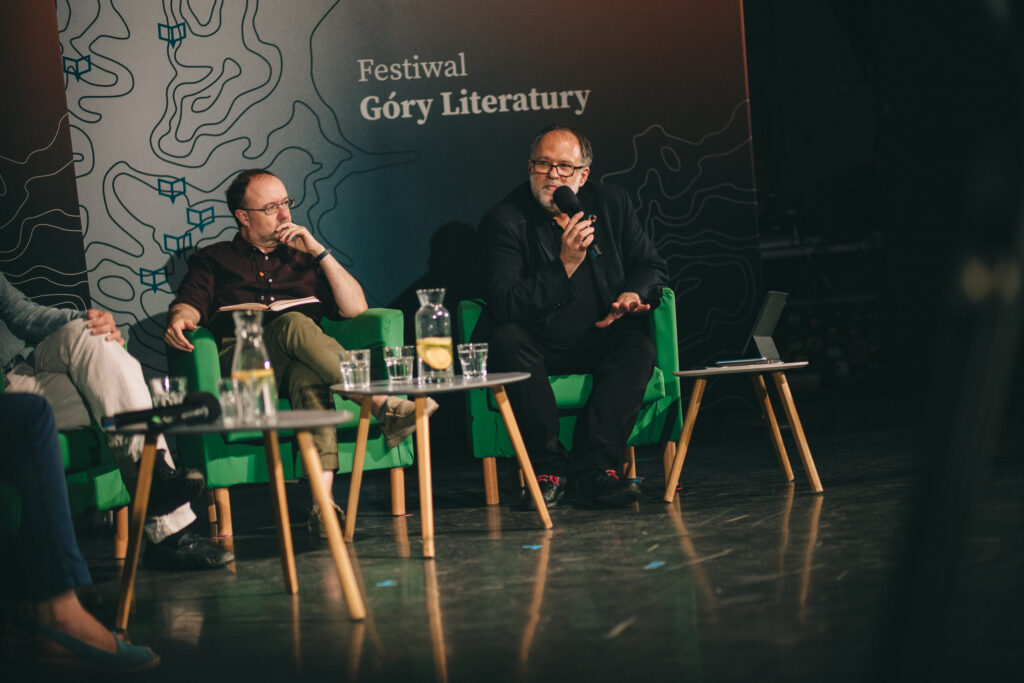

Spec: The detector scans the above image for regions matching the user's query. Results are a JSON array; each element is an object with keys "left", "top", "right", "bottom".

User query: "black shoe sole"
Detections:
[
  {"left": 569, "top": 480, "right": 642, "bottom": 509},
  {"left": 592, "top": 487, "right": 641, "bottom": 508},
  {"left": 143, "top": 548, "right": 234, "bottom": 570},
  {"left": 512, "top": 487, "right": 565, "bottom": 511}
]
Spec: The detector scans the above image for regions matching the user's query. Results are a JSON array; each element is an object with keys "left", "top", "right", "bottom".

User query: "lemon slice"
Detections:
[{"left": 423, "top": 347, "right": 453, "bottom": 370}]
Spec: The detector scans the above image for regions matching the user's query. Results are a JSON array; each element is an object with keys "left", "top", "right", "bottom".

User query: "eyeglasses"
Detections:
[
  {"left": 241, "top": 198, "right": 294, "bottom": 215},
  {"left": 529, "top": 159, "right": 586, "bottom": 177}
]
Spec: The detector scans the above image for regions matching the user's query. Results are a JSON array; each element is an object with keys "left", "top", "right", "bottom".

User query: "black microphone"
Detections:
[
  {"left": 105, "top": 391, "right": 221, "bottom": 429},
  {"left": 552, "top": 186, "right": 601, "bottom": 256}
]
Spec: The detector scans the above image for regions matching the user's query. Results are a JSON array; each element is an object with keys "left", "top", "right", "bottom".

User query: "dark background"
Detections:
[{"left": 743, "top": 1, "right": 1024, "bottom": 401}]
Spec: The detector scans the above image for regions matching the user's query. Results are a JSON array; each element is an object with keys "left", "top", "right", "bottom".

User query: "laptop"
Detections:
[{"left": 713, "top": 291, "right": 788, "bottom": 366}]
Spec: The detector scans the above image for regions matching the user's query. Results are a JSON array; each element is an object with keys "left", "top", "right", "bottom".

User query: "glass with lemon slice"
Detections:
[{"left": 414, "top": 288, "right": 454, "bottom": 382}]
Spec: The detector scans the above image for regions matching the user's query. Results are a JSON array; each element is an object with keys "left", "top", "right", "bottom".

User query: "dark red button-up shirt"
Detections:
[{"left": 172, "top": 233, "right": 341, "bottom": 337}]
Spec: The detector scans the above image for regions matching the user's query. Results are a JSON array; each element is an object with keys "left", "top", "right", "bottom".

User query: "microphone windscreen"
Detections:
[
  {"left": 182, "top": 391, "right": 221, "bottom": 421},
  {"left": 552, "top": 186, "right": 582, "bottom": 216}
]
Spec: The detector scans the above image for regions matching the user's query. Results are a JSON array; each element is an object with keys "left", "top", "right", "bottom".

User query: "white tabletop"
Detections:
[
  {"left": 675, "top": 361, "right": 809, "bottom": 378},
  {"left": 106, "top": 408, "right": 355, "bottom": 436},
  {"left": 330, "top": 371, "right": 531, "bottom": 397}
]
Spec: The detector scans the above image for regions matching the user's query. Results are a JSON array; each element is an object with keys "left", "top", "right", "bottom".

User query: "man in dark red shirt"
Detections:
[{"left": 165, "top": 169, "right": 435, "bottom": 536}]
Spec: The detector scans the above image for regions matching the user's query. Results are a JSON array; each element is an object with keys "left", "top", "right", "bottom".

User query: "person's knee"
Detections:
[
  {"left": 59, "top": 318, "right": 90, "bottom": 337},
  {"left": 0, "top": 394, "right": 55, "bottom": 440},
  {"left": 636, "top": 334, "right": 656, "bottom": 365},
  {"left": 270, "top": 311, "right": 320, "bottom": 339},
  {"left": 488, "top": 323, "right": 542, "bottom": 368},
  {"left": 618, "top": 332, "right": 657, "bottom": 371},
  {"left": 293, "top": 382, "right": 332, "bottom": 410},
  {"left": 63, "top": 318, "right": 136, "bottom": 363}
]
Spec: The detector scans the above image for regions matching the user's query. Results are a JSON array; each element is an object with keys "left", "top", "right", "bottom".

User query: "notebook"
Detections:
[{"left": 713, "top": 291, "right": 788, "bottom": 366}]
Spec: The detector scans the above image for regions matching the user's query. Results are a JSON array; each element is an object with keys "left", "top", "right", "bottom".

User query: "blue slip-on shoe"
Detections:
[{"left": 32, "top": 622, "right": 160, "bottom": 674}]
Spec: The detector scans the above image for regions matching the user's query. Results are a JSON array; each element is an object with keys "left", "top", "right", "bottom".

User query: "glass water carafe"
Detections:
[
  {"left": 230, "top": 310, "right": 278, "bottom": 419},
  {"left": 414, "top": 288, "right": 453, "bottom": 383}
]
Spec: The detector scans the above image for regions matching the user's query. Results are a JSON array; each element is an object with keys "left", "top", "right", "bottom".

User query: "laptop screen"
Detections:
[{"left": 748, "top": 290, "right": 787, "bottom": 361}]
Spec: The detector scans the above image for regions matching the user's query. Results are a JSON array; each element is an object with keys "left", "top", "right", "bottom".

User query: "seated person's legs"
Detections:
[
  {"left": 263, "top": 311, "right": 344, "bottom": 383},
  {"left": 565, "top": 328, "right": 655, "bottom": 507},
  {"left": 260, "top": 311, "right": 436, "bottom": 450},
  {"left": 280, "top": 360, "right": 339, "bottom": 469},
  {"left": 280, "top": 360, "right": 345, "bottom": 537},
  {"left": 488, "top": 322, "right": 568, "bottom": 475},
  {"left": 8, "top": 319, "right": 230, "bottom": 568},
  {"left": 0, "top": 393, "right": 158, "bottom": 672},
  {"left": 260, "top": 312, "right": 438, "bottom": 535},
  {"left": 570, "top": 329, "right": 656, "bottom": 473},
  {"left": 487, "top": 323, "right": 569, "bottom": 510}
]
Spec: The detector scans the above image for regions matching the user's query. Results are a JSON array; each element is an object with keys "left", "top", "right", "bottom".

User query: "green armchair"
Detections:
[
  {"left": 166, "top": 308, "right": 414, "bottom": 537},
  {"left": 457, "top": 287, "right": 683, "bottom": 504},
  {"left": 0, "top": 368, "right": 131, "bottom": 556}
]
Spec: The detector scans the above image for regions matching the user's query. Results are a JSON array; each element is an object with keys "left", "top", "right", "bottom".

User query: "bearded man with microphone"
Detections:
[{"left": 477, "top": 124, "right": 668, "bottom": 509}]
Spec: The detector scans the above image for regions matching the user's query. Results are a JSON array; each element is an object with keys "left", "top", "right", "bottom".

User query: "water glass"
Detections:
[
  {"left": 232, "top": 369, "right": 277, "bottom": 420},
  {"left": 384, "top": 345, "right": 415, "bottom": 383},
  {"left": 340, "top": 349, "right": 371, "bottom": 388},
  {"left": 149, "top": 376, "right": 188, "bottom": 407},
  {"left": 457, "top": 343, "right": 488, "bottom": 378},
  {"left": 217, "top": 377, "right": 242, "bottom": 426}
]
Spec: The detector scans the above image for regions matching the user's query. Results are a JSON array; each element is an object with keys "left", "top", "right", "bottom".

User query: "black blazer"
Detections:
[{"left": 478, "top": 181, "right": 668, "bottom": 334}]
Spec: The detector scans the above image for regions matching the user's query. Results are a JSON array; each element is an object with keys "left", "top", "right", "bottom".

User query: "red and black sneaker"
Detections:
[
  {"left": 574, "top": 468, "right": 642, "bottom": 508},
  {"left": 513, "top": 473, "right": 566, "bottom": 511}
]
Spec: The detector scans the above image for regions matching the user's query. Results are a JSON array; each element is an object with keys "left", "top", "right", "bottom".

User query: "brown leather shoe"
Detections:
[
  {"left": 307, "top": 502, "right": 345, "bottom": 539},
  {"left": 378, "top": 396, "right": 439, "bottom": 449}
]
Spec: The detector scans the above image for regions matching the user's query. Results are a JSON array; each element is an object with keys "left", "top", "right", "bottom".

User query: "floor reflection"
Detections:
[
  {"left": 667, "top": 486, "right": 825, "bottom": 625},
  {"left": 517, "top": 528, "right": 552, "bottom": 681},
  {"left": 425, "top": 560, "right": 448, "bottom": 683},
  {"left": 665, "top": 497, "right": 721, "bottom": 625}
]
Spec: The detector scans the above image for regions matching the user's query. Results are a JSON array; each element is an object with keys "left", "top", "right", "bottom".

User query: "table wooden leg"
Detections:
[
  {"left": 213, "top": 487, "right": 233, "bottom": 538},
  {"left": 663, "top": 378, "right": 706, "bottom": 503},
  {"left": 750, "top": 374, "right": 795, "bottom": 482},
  {"left": 344, "top": 397, "right": 374, "bottom": 541},
  {"left": 297, "top": 430, "right": 367, "bottom": 620},
  {"left": 415, "top": 396, "right": 436, "bottom": 558},
  {"left": 263, "top": 429, "right": 298, "bottom": 594},
  {"left": 206, "top": 489, "right": 218, "bottom": 537},
  {"left": 115, "top": 432, "right": 158, "bottom": 631},
  {"left": 491, "top": 385, "right": 553, "bottom": 530},
  {"left": 113, "top": 506, "right": 128, "bottom": 560},
  {"left": 390, "top": 467, "right": 406, "bottom": 516},
  {"left": 662, "top": 441, "right": 676, "bottom": 483},
  {"left": 482, "top": 457, "right": 500, "bottom": 506},
  {"left": 771, "top": 372, "right": 824, "bottom": 493}
]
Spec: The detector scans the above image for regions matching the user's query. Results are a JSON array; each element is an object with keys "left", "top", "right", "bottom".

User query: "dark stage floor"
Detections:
[{"left": 10, "top": 393, "right": 1024, "bottom": 681}]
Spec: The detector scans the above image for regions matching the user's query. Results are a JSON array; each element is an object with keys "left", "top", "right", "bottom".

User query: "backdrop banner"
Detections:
[{"left": 3, "top": 1, "right": 760, "bottom": 381}]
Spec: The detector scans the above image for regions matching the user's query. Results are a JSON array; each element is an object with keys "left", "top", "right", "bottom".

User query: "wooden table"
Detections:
[
  {"left": 107, "top": 409, "right": 365, "bottom": 629},
  {"left": 332, "top": 372, "right": 552, "bottom": 558},
  {"left": 664, "top": 361, "right": 823, "bottom": 502}
]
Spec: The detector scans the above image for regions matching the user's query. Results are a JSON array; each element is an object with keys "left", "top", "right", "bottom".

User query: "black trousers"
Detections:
[{"left": 487, "top": 322, "right": 656, "bottom": 476}]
